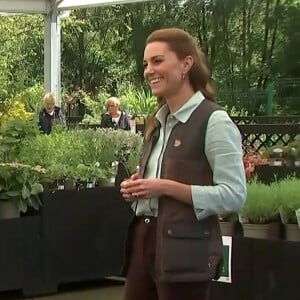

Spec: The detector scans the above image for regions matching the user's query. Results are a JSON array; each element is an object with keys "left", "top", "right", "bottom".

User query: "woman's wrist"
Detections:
[{"left": 160, "top": 179, "right": 192, "bottom": 205}]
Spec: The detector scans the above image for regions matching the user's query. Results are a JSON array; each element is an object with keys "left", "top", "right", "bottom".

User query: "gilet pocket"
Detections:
[{"left": 162, "top": 222, "right": 211, "bottom": 273}]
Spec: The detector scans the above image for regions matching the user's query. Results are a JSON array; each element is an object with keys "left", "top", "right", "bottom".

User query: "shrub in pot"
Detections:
[
  {"left": 240, "top": 179, "right": 281, "bottom": 239},
  {"left": 277, "top": 177, "right": 300, "bottom": 241},
  {"left": 17, "top": 128, "right": 143, "bottom": 190},
  {"left": 0, "top": 163, "right": 44, "bottom": 218}
]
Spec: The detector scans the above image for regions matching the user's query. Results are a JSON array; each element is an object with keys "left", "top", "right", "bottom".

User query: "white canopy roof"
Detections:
[
  {"left": 58, "top": 0, "right": 148, "bottom": 10},
  {"left": 0, "top": 0, "right": 148, "bottom": 14}
]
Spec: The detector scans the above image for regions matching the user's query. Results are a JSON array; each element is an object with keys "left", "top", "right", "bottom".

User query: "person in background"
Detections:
[
  {"left": 120, "top": 28, "right": 246, "bottom": 300},
  {"left": 38, "top": 93, "right": 65, "bottom": 134},
  {"left": 100, "top": 96, "right": 130, "bottom": 130}
]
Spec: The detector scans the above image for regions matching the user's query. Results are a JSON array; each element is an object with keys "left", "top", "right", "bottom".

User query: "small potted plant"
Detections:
[
  {"left": 240, "top": 179, "right": 281, "bottom": 239},
  {"left": 219, "top": 213, "right": 239, "bottom": 236},
  {"left": 277, "top": 177, "right": 300, "bottom": 241},
  {"left": 0, "top": 162, "right": 44, "bottom": 219},
  {"left": 46, "top": 164, "right": 67, "bottom": 190},
  {"left": 64, "top": 165, "right": 77, "bottom": 190}
]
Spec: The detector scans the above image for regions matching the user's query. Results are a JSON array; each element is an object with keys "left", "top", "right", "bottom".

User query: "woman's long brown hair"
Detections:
[{"left": 144, "top": 28, "right": 216, "bottom": 141}]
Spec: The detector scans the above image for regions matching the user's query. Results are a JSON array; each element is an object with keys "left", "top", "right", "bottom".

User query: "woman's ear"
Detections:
[{"left": 183, "top": 56, "right": 194, "bottom": 74}]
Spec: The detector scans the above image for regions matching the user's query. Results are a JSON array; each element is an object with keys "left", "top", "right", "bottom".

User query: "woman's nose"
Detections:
[{"left": 144, "top": 64, "right": 154, "bottom": 78}]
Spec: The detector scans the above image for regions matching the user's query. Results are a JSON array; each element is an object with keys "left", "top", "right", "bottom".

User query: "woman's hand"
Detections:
[
  {"left": 120, "top": 178, "right": 164, "bottom": 202},
  {"left": 120, "top": 172, "right": 140, "bottom": 201}
]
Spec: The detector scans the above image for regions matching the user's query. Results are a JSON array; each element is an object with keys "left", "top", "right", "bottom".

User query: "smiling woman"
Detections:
[
  {"left": 100, "top": 96, "right": 131, "bottom": 131},
  {"left": 120, "top": 27, "right": 246, "bottom": 300}
]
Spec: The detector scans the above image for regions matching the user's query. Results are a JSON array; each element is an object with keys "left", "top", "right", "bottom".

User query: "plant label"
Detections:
[
  {"left": 238, "top": 213, "right": 249, "bottom": 224},
  {"left": 295, "top": 209, "right": 300, "bottom": 228},
  {"left": 129, "top": 119, "right": 136, "bottom": 134},
  {"left": 279, "top": 207, "right": 289, "bottom": 224},
  {"left": 87, "top": 183, "right": 94, "bottom": 188}
]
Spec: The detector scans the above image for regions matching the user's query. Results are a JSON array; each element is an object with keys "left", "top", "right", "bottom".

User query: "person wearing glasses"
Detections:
[{"left": 100, "top": 96, "right": 131, "bottom": 130}]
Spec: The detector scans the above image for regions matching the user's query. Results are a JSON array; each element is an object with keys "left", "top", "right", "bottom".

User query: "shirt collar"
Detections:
[{"left": 156, "top": 91, "right": 205, "bottom": 125}]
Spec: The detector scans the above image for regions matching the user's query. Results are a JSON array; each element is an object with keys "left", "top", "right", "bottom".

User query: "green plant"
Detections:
[
  {"left": 12, "top": 84, "right": 44, "bottom": 116},
  {"left": 224, "top": 105, "right": 249, "bottom": 117},
  {"left": 241, "top": 179, "right": 281, "bottom": 224},
  {"left": 46, "top": 164, "right": 68, "bottom": 184},
  {"left": 118, "top": 83, "right": 157, "bottom": 116},
  {"left": 66, "top": 88, "right": 107, "bottom": 125},
  {"left": 0, "top": 117, "right": 39, "bottom": 162},
  {"left": 17, "top": 127, "right": 143, "bottom": 185},
  {"left": 277, "top": 177, "right": 300, "bottom": 223},
  {"left": 0, "top": 100, "right": 34, "bottom": 126},
  {"left": 282, "top": 145, "right": 296, "bottom": 161},
  {"left": 287, "top": 140, "right": 300, "bottom": 160},
  {"left": 0, "top": 163, "right": 45, "bottom": 213},
  {"left": 76, "top": 163, "right": 108, "bottom": 183}
]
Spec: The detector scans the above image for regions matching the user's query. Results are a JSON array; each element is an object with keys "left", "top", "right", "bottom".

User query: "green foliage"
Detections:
[
  {"left": 18, "top": 128, "right": 143, "bottom": 184},
  {"left": 0, "top": 163, "right": 44, "bottom": 213},
  {"left": 12, "top": 84, "right": 44, "bottom": 115},
  {"left": 277, "top": 177, "right": 300, "bottom": 223},
  {"left": 1, "top": 1, "right": 300, "bottom": 114},
  {"left": 61, "top": 8, "right": 135, "bottom": 92},
  {"left": 263, "top": 139, "right": 300, "bottom": 162},
  {"left": 71, "top": 89, "right": 108, "bottom": 125},
  {"left": 118, "top": 83, "right": 157, "bottom": 116},
  {"left": 0, "top": 100, "right": 34, "bottom": 126},
  {"left": 75, "top": 163, "right": 107, "bottom": 183},
  {"left": 0, "top": 118, "right": 39, "bottom": 162},
  {"left": 287, "top": 139, "right": 300, "bottom": 159},
  {"left": 223, "top": 105, "right": 249, "bottom": 117},
  {"left": 242, "top": 179, "right": 281, "bottom": 224},
  {"left": 77, "top": 83, "right": 157, "bottom": 125},
  {"left": 0, "top": 15, "right": 43, "bottom": 98}
]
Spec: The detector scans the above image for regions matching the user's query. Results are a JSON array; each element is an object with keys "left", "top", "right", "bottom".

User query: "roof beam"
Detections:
[
  {"left": 58, "top": 0, "right": 151, "bottom": 10},
  {"left": 0, "top": 0, "right": 48, "bottom": 14}
]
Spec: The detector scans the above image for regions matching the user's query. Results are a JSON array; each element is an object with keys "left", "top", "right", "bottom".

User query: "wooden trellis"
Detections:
[
  {"left": 238, "top": 124, "right": 300, "bottom": 151},
  {"left": 232, "top": 116, "right": 300, "bottom": 125}
]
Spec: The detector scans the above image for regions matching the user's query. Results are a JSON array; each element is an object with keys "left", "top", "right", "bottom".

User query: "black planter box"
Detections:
[
  {"left": 0, "top": 215, "right": 41, "bottom": 295},
  {"left": 211, "top": 238, "right": 300, "bottom": 300},
  {"left": 41, "top": 187, "right": 133, "bottom": 292},
  {"left": 1, "top": 188, "right": 300, "bottom": 299}
]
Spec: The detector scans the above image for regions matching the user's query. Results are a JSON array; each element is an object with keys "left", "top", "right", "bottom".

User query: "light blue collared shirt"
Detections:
[{"left": 134, "top": 91, "right": 246, "bottom": 220}]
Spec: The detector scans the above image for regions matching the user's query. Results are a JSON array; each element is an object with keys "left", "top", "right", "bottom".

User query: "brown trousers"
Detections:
[{"left": 123, "top": 216, "right": 211, "bottom": 300}]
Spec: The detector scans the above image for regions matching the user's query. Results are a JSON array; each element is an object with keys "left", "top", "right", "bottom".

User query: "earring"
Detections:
[{"left": 182, "top": 72, "right": 186, "bottom": 80}]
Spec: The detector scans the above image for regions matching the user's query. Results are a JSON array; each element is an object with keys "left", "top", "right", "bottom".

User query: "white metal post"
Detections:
[{"left": 44, "top": 3, "right": 61, "bottom": 106}]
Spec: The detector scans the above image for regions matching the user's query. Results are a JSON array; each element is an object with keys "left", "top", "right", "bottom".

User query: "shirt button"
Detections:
[{"left": 144, "top": 218, "right": 150, "bottom": 224}]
